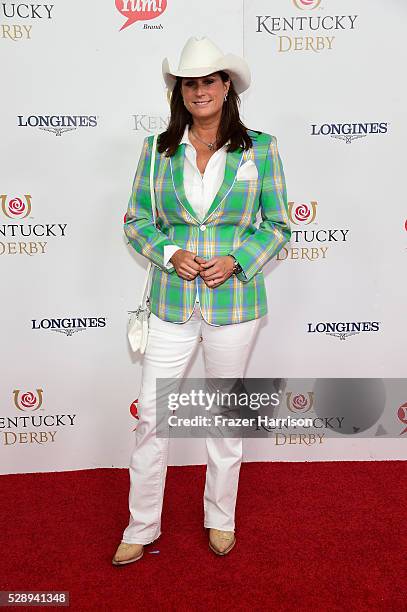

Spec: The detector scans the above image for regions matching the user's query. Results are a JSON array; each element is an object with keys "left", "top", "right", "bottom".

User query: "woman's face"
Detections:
[{"left": 181, "top": 72, "right": 230, "bottom": 122}]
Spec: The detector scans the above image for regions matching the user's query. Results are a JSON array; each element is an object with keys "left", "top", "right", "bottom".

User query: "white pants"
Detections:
[{"left": 122, "top": 303, "right": 261, "bottom": 545}]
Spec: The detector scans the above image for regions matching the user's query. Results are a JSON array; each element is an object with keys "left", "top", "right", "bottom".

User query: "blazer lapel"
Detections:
[
  {"left": 170, "top": 143, "right": 200, "bottom": 223},
  {"left": 170, "top": 142, "right": 245, "bottom": 224}
]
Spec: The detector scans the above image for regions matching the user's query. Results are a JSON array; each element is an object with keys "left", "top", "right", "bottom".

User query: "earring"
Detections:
[{"left": 224, "top": 94, "right": 228, "bottom": 102}]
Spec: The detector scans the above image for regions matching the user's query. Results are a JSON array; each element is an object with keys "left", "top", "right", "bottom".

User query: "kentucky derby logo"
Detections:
[
  {"left": 398, "top": 402, "right": 407, "bottom": 436},
  {"left": 1, "top": 195, "right": 32, "bottom": 219},
  {"left": 0, "top": 193, "right": 68, "bottom": 257},
  {"left": 257, "top": 5, "right": 357, "bottom": 53},
  {"left": 288, "top": 201, "right": 317, "bottom": 225},
  {"left": 116, "top": 0, "right": 167, "bottom": 31},
  {"left": 293, "top": 0, "right": 321, "bottom": 9},
  {"left": 0, "top": 3, "right": 55, "bottom": 41},
  {"left": 130, "top": 399, "right": 140, "bottom": 430},
  {"left": 278, "top": 199, "right": 350, "bottom": 262},
  {"left": 13, "top": 389, "right": 43, "bottom": 411},
  {"left": 286, "top": 392, "right": 314, "bottom": 413}
]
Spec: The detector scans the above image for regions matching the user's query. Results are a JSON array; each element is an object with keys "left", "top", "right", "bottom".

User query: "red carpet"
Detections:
[{"left": 1, "top": 461, "right": 406, "bottom": 611}]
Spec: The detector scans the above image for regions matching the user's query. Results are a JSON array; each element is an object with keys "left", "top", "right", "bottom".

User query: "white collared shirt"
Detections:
[{"left": 163, "top": 125, "right": 228, "bottom": 302}]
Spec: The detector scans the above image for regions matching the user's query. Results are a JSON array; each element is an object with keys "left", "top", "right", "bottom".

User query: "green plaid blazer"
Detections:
[{"left": 124, "top": 129, "right": 291, "bottom": 325}]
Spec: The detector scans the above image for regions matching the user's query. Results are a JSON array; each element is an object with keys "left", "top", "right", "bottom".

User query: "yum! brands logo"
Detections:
[
  {"left": 277, "top": 200, "right": 349, "bottom": 262},
  {"left": 116, "top": 0, "right": 167, "bottom": 31}
]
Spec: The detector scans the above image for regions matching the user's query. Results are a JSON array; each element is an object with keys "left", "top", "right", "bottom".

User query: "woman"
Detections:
[{"left": 112, "top": 36, "right": 291, "bottom": 565}]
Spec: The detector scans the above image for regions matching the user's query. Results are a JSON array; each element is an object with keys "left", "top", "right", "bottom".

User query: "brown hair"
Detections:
[{"left": 158, "top": 71, "right": 253, "bottom": 157}]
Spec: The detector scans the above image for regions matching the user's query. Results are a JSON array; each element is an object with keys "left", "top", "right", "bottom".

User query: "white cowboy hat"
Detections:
[{"left": 162, "top": 36, "right": 251, "bottom": 95}]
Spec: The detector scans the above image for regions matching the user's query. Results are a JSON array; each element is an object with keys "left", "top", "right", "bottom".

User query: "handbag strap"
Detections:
[{"left": 140, "top": 133, "right": 158, "bottom": 308}]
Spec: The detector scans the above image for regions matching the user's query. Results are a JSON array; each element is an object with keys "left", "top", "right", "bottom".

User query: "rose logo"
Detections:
[
  {"left": 398, "top": 402, "right": 407, "bottom": 435},
  {"left": 13, "top": 389, "right": 44, "bottom": 411},
  {"left": 286, "top": 392, "right": 314, "bottom": 413},
  {"left": 288, "top": 201, "right": 317, "bottom": 225},
  {"left": 1, "top": 194, "right": 32, "bottom": 219},
  {"left": 293, "top": 0, "right": 322, "bottom": 9},
  {"left": 116, "top": 0, "right": 167, "bottom": 32},
  {"left": 8, "top": 198, "right": 25, "bottom": 216},
  {"left": 294, "top": 205, "right": 311, "bottom": 223},
  {"left": 130, "top": 399, "right": 140, "bottom": 430},
  {"left": 21, "top": 393, "right": 37, "bottom": 408}
]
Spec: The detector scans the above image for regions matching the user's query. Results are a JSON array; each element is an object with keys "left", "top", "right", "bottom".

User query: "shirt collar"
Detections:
[
  {"left": 180, "top": 125, "right": 191, "bottom": 146},
  {"left": 180, "top": 125, "right": 230, "bottom": 149}
]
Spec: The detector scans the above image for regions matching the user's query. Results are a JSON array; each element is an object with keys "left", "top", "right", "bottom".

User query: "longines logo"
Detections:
[
  {"left": 277, "top": 201, "right": 349, "bottom": 261},
  {"left": 307, "top": 321, "right": 381, "bottom": 340},
  {"left": 0, "top": 194, "right": 68, "bottom": 256},
  {"left": 256, "top": 1, "right": 358, "bottom": 53},
  {"left": 0, "top": 3, "right": 54, "bottom": 41},
  {"left": 1, "top": 388, "right": 77, "bottom": 446},
  {"left": 132, "top": 114, "right": 169, "bottom": 132},
  {"left": 116, "top": 0, "right": 167, "bottom": 31},
  {"left": 31, "top": 316, "right": 107, "bottom": 336},
  {"left": 311, "top": 122, "right": 389, "bottom": 143},
  {"left": 17, "top": 115, "right": 98, "bottom": 136}
]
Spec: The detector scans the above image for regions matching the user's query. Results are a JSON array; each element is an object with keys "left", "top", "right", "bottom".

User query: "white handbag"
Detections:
[{"left": 127, "top": 133, "right": 158, "bottom": 354}]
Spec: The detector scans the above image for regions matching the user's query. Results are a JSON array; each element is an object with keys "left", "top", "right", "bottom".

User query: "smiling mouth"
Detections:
[{"left": 193, "top": 100, "right": 211, "bottom": 105}]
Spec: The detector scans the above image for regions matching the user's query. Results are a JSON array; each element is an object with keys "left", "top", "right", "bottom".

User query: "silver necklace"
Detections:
[{"left": 190, "top": 128, "right": 218, "bottom": 151}]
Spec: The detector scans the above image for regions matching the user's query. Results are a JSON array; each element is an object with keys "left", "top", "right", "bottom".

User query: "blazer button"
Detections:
[{"left": 200, "top": 224, "right": 206, "bottom": 231}]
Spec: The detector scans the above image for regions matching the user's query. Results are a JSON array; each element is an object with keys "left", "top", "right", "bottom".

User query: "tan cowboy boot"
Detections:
[
  {"left": 208, "top": 529, "right": 236, "bottom": 555},
  {"left": 112, "top": 542, "right": 144, "bottom": 566}
]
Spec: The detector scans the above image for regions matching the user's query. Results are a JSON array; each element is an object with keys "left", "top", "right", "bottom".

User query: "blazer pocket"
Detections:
[{"left": 236, "top": 159, "right": 258, "bottom": 181}]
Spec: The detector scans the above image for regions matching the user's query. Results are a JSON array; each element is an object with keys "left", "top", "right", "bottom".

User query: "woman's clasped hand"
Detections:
[{"left": 170, "top": 250, "right": 235, "bottom": 288}]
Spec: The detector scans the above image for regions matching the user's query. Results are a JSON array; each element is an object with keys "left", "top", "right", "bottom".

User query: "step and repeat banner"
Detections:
[{"left": 1, "top": 0, "right": 406, "bottom": 474}]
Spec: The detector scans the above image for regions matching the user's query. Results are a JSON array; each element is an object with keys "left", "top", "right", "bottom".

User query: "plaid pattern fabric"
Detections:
[{"left": 124, "top": 130, "right": 291, "bottom": 325}]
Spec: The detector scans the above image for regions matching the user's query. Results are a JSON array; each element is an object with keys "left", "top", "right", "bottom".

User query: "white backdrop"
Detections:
[{"left": 1, "top": 0, "right": 406, "bottom": 475}]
